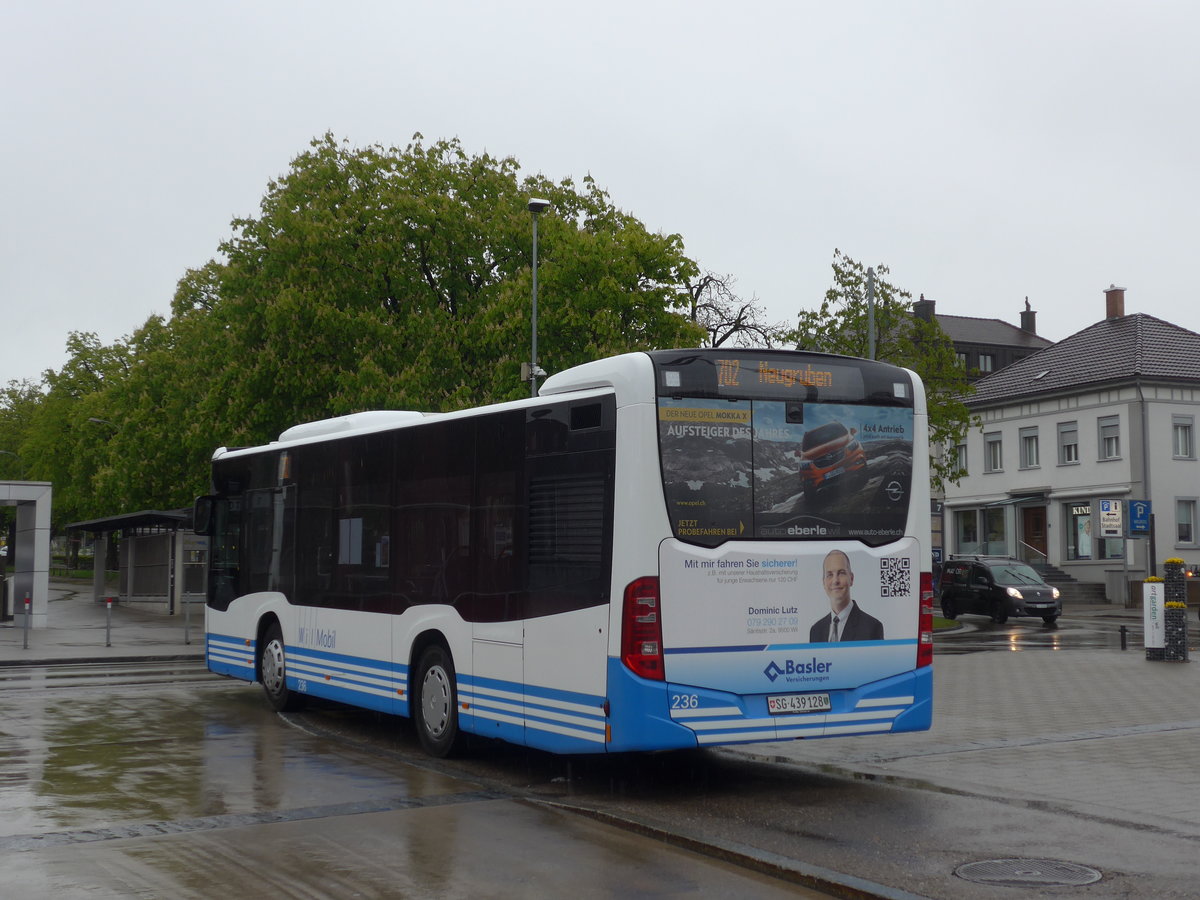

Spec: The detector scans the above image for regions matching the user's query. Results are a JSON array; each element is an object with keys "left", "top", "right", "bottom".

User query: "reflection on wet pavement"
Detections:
[
  {"left": 0, "top": 671, "right": 467, "bottom": 841},
  {"left": 0, "top": 664, "right": 818, "bottom": 899},
  {"left": 936, "top": 614, "right": 1142, "bottom": 655}
]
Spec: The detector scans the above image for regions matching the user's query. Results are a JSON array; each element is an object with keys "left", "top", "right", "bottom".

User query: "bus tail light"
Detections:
[
  {"left": 918, "top": 571, "right": 934, "bottom": 668},
  {"left": 621, "top": 576, "right": 664, "bottom": 681}
]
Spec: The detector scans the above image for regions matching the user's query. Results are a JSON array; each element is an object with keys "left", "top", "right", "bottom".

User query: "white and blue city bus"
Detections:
[{"left": 195, "top": 349, "right": 933, "bottom": 757}]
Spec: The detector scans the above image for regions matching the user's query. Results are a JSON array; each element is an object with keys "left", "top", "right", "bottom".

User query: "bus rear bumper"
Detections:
[{"left": 605, "top": 659, "right": 933, "bottom": 751}]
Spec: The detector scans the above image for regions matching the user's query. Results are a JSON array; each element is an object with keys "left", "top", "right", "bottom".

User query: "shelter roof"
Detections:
[{"left": 66, "top": 509, "right": 191, "bottom": 533}]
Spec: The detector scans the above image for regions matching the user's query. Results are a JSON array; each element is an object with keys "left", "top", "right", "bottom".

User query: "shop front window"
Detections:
[
  {"left": 1066, "top": 503, "right": 1092, "bottom": 560},
  {"left": 956, "top": 509, "right": 980, "bottom": 554},
  {"left": 984, "top": 507, "right": 1007, "bottom": 555}
]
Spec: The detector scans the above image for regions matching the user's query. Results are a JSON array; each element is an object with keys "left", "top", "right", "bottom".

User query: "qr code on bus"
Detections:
[{"left": 879, "top": 557, "right": 911, "bottom": 597}]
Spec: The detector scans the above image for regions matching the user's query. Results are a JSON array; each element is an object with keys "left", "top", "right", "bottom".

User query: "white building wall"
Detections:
[{"left": 946, "top": 381, "right": 1200, "bottom": 589}]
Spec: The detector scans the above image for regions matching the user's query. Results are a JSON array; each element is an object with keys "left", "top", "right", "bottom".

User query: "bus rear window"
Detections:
[{"left": 653, "top": 351, "right": 915, "bottom": 547}]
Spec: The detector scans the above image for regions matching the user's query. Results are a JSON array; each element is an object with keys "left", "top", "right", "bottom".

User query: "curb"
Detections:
[{"left": 0, "top": 653, "right": 206, "bottom": 669}]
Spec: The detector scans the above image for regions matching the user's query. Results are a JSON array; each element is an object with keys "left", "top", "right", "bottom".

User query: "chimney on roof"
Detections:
[
  {"left": 913, "top": 293, "right": 935, "bottom": 322},
  {"left": 1020, "top": 296, "right": 1037, "bottom": 334},
  {"left": 1104, "top": 284, "right": 1126, "bottom": 319}
]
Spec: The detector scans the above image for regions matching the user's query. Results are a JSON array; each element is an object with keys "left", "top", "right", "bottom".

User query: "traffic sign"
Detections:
[
  {"left": 1129, "top": 500, "right": 1152, "bottom": 535},
  {"left": 1099, "top": 499, "right": 1123, "bottom": 538}
]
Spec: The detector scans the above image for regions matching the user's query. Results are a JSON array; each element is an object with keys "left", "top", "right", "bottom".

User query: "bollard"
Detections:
[
  {"left": 1119, "top": 624, "right": 1127, "bottom": 651},
  {"left": 105, "top": 598, "right": 112, "bottom": 647},
  {"left": 22, "top": 593, "right": 30, "bottom": 650}
]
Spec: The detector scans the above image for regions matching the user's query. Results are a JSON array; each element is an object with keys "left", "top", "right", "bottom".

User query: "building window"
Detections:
[
  {"left": 1057, "top": 421, "right": 1078, "bottom": 465},
  {"left": 1178, "top": 499, "right": 1197, "bottom": 545},
  {"left": 1019, "top": 427, "right": 1039, "bottom": 469},
  {"left": 984, "top": 433, "right": 1003, "bottom": 472},
  {"left": 955, "top": 351, "right": 968, "bottom": 368},
  {"left": 1098, "top": 416, "right": 1120, "bottom": 460},
  {"left": 956, "top": 509, "right": 980, "bottom": 554},
  {"left": 955, "top": 443, "right": 967, "bottom": 474},
  {"left": 1066, "top": 503, "right": 1093, "bottom": 560},
  {"left": 1173, "top": 416, "right": 1195, "bottom": 459},
  {"left": 978, "top": 353, "right": 995, "bottom": 373},
  {"left": 984, "top": 506, "right": 1007, "bottom": 554}
]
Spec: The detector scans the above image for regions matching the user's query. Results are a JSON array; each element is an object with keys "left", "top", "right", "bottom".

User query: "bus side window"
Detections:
[
  {"left": 327, "top": 433, "right": 394, "bottom": 612},
  {"left": 397, "top": 418, "right": 475, "bottom": 607},
  {"left": 291, "top": 442, "right": 337, "bottom": 606},
  {"left": 469, "top": 411, "right": 524, "bottom": 623}
]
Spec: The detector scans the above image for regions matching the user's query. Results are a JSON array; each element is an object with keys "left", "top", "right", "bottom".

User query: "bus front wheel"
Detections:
[
  {"left": 261, "top": 622, "right": 305, "bottom": 712},
  {"left": 414, "top": 644, "right": 460, "bottom": 758}
]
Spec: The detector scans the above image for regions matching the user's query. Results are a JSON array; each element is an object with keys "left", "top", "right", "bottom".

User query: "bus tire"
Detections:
[
  {"left": 261, "top": 622, "right": 305, "bottom": 712},
  {"left": 414, "top": 644, "right": 460, "bottom": 758}
]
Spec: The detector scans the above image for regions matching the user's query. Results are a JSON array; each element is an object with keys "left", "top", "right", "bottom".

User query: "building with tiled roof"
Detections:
[
  {"left": 914, "top": 295, "right": 1053, "bottom": 380},
  {"left": 943, "top": 286, "right": 1200, "bottom": 601}
]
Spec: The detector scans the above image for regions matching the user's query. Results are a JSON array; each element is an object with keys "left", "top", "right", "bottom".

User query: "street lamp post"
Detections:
[{"left": 527, "top": 198, "right": 550, "bottom": 396}]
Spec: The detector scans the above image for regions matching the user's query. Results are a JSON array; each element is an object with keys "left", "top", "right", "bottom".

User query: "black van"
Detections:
[{"left": 940, "top": 556, "right": 1062, "bottom": 625}]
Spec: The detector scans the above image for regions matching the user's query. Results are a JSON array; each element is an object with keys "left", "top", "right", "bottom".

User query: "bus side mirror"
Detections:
[{"left": 193, "top": 496, "right": 215, "bottom": 536}]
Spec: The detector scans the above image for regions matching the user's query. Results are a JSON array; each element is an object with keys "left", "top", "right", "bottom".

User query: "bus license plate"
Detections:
[{"left": 767, "top": 692, "right": 831, "bottom": 715}]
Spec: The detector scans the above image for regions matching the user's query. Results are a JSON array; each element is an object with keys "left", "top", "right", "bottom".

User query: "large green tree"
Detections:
[
  {"left": 11, "top": 134, "right": 719, "bottom": 522},
  {"left": 175, "top": 133, "right": 707, "bottom": 446},
  {"left": 791, "top": 250, "right": 975, "bottom": 490}
]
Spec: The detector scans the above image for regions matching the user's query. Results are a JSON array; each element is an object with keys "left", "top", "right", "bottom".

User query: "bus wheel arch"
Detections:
[
  {"left": 258, "top": 616, "right": 305, "bottom": 712},
  {"left": 411, "top": 635, "right": 461, "bottom": 757}
]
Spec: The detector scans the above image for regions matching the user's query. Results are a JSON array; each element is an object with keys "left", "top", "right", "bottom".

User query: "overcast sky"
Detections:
[{"left": 4, "top": 1, "right": 1198, "bottom": 387}]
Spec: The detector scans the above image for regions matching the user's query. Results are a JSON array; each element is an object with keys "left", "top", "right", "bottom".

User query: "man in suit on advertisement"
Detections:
[{"left": 809, "top": 549, "right": 884, "bottom": 642}]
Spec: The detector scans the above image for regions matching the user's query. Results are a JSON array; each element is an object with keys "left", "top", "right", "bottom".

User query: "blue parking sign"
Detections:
[{"left": 1129, "top": 500, "right": 1152, "bottom": 535}]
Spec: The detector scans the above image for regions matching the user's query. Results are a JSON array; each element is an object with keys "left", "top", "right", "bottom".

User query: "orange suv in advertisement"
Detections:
[{"left": 798, "top": 421, "right": 866, "bottom": 502}]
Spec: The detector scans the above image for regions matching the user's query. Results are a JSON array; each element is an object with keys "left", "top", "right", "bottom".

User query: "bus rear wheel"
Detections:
[
  {"left": 261, "top": 622, "right": 305, "bottom": 712},
  {"left": 414, "top": 644, "right": 460, "bottom": 758}
]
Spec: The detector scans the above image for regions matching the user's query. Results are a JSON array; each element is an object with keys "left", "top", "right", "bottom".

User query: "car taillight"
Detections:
[
  {"left": 621, "top": 576, "right": 664, "bottom": 681},
  {"left": 918, "top": 571, "right": 934, "bottom": 668}
]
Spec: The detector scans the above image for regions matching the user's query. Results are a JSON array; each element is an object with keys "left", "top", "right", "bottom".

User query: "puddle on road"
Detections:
[{"left": 0, "top": 683, "right": 464, "bottom": 838}]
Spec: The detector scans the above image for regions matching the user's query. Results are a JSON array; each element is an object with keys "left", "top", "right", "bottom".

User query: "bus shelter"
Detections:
[
  {"left": 66, "top": 510, "right": 208, "bottom": 616},
  {"left": 1, "top": 480, "right": 52, "bottom": 627}
]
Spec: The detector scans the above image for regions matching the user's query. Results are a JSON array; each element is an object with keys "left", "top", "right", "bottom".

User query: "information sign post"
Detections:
[
  {"left": 1144, "top": 581, "right": 1164, "bottom": 660},
  {"left": 1099, "top": 499, "right": 1123, "bottom": 538}
]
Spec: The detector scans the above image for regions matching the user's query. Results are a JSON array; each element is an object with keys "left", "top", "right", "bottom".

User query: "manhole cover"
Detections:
[{"left": 956, "top": 858, "right": 1102, "bottom": 887}]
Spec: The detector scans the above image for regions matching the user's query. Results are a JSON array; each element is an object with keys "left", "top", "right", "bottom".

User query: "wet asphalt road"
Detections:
[
  {"left": 0, "top": 611, "right": 1182, "bottom": 898},
  {"left": 935, "top": 606, "right": 1137, "bottom": 654},
  {"left": 0, "top": 661, "right": 825, "bottom": 899}
]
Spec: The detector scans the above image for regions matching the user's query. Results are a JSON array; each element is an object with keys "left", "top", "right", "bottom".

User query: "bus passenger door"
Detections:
[
  {"left": 470, "top": 621, "right": 524, "bottom": 745},
  {"left": 519, "top": 437, "right": 613, "bottom": 754}
]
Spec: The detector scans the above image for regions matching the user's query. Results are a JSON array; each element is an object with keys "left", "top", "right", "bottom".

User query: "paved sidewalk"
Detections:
[
  {"left": 743, "top": 644, "right": 1200, "bottom": 829},
  {"left": 0, "top": 580, "right": 203, "bottom": 665}
]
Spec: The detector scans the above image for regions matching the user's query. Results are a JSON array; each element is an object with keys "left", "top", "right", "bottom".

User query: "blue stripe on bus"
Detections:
[
  {"left": 665, "top": 644, "right": 768, "bottom": 655},
  {"left": 284, "top": 646, "right": 407, "bottom": 711},
  {"left": 285, "top": 645, "right": 401, "bottom": 676},
  {"left": 207, "top": 633, "right": 256, "bottom": 681},
  {"left": 459, "top": 673, "right": 609, "bottom": 751},
  {"left": 665, "top": 638, "right": 916, "bottom": 655},
  {"left": 764, "top": 638, "right": 915, "bottom": 651}
]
